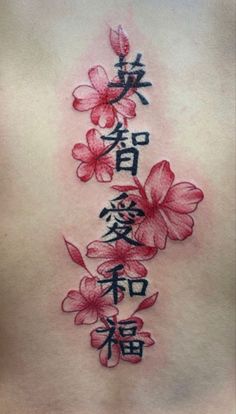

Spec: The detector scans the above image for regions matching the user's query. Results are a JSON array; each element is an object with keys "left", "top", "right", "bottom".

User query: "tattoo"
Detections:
[
  {"left": 99, "top": 192, "right": 144, "bottom": 245},
  {"left": 108, "top": 52, "right": 152, "bottom": 105},
  {"left": 99, "top": 122, "right": 150, "bottom": 176},
  {"left": 61, "top": 25, "right": 204, "bottom": 368}
]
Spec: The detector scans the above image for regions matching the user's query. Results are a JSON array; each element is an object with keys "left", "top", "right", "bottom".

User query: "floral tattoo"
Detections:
[{"left": 61, "top": 25, "right": 204, "bottom": 368}]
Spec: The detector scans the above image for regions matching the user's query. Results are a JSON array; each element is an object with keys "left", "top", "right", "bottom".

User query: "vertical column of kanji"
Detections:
[
  {"left": 61, "top": 26, "right": 204, "bottom": 368},
  {"left": 86, "top": 28, "right": 159, "bottom": 367}
]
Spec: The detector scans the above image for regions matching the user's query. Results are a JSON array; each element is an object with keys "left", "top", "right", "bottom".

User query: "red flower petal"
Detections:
[
  {"left": 120, "top": 354, "right": 142, "bottom": 364},
  {"left": 95, "top": 162, "right": 114, "bottom": 182},
  {"left": 64, "top": 239, "right": 87, "bottom": 268},
  {"left": 88, "top": 66, "right": 109, "bottom": 96},
  {"left": 100, "top": 152, "right": 116, "bottom": 168},
  {"left": 86, "top": 241, "right": 115, "bottom": 259},
  {"left": 113, "top": 98, "right": 136, "bottom": 118},
  {"left": 97, "top": 259, "right": 121, "bottom": 277},
  {"left": 126, "top": 194, "right": 149, "bottom": 214},
  {"left": 72, "top": 85, "right": 100, "bottom": 111},
  {"left": 90, "top": 328, "right": 107, "bottom": 348},
  {"left": 74, "top": 307, "right": 98, "bottom": 325},
  {"left": 114, "top": 238, "right": 130, "bottom": 253},
  {"left": 107, "top": 86, "right": 125, "bottom": 102},
  {"left": 126, "top": 245, "right": 157, "bottom": 261},
  {"left": 66, "top": 290, "right": 81, "bottom": 300},
  {"left": 118, "top": 25, "right": 130, "bottom": 54},
  {"left": 72, "top": 143, "right": 93, "bottom": 162},
  {"left": 99, "top": 304, "right": 119, "bottom": 318},
  {"left": 135, "top": 210, "right": 168, "bottom": 249},
  {"left": 133, "top": 292, "right": 159, "bottom": 314},
  {"left": 107, "top": 76, "right": 135, "bottom": 100},
  {"left": 79, "top": 276, "right": 101, "bottom": 300},
  {"left": 136, "top": 331, "right": 155, "bottom": 347},
  {"left": 163, "top": 182, "right": 204, "bottom": 213},
  {"left": 76, "top": 162, "right": 95, "bottom": 182},
  {"left": 91, "top": 103, "right": 116, "bottom": 128},
  {"left": 86, "top": 128, "right": 104, "bottom": 156},
  {"left": 61, "top": 291, "right": 87, "bottom": 312},
  {"left": 160, "top": 208, "right": 194, "bottom": 241},
  {"left": 99, "top": 344, "right": 120, "bottom": 368},
  {"left": 124, "top": 260, "right": 147, "bottom": 278},
  {"left": 144, "top": 161, "right": 175, "bottom": 204}
]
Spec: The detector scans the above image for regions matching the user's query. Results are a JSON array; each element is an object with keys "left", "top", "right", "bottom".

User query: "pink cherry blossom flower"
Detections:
[
  {"left": 86, "top": 239, "right": 157, "bottom": 278},
  {"left": 127, "top": 160, "right": 204, "bottom": 248},
  {"left": 90, "top": 316, "right": 155, "bottom": 368},
  {"left": 72, "top": 65, "right": 136, "bottom": 128},
  {"left": 110, "top": 25, "right": 130, "bottom": 56},
  {"left": 61, "top": 276, "right": 120, "bottom": 325},
  {"left": 72, "top": 128, "right": 115, "bottom": 182}
]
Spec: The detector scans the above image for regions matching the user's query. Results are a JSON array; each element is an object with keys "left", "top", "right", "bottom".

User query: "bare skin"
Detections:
[{"left": 0, "top": 1, "right": 235, "bottom": 413}]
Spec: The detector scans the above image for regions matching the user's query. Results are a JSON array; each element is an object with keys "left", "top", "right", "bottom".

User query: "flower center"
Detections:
[
  {"left": 114, "top": 250, "right": 127, "bottom": 263},
  {"left": 147, "top": 203, "right": 159, "bottom": 218},
  {"left": 100, "top": 92, "right": 109, "bottom": 104}
]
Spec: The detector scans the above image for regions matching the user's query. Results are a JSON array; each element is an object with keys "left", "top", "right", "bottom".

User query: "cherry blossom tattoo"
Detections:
[{"left": 61, "top": 25, "right": 204, "bottom": 368}]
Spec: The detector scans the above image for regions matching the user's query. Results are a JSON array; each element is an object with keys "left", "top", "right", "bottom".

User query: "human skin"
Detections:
[{"left": 0, "top": 1, "right": 235, "bottom": 414}]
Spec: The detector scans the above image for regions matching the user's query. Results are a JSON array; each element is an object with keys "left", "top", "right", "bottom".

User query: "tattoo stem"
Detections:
[
  {"left": 84, "top": 266, "right": 94, "bottom": 278},
  {"left": 133, "top": 176, "right": 146, "bottom": 198}
]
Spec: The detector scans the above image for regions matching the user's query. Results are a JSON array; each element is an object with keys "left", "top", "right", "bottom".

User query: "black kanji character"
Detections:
[
  {"left": 96, "top": 318, "right": 117, "bottom": 360},
  {"left": 127, "top": 278, "right": 148, "bottom": 297},
  {"left": 99, "top": 193, "right": 144, "bottom": 245},
  {"left": 102, "top": 221, "right": 141, "bottom": 246},
  {"left": 131, "top": 131, "right": 149, "bottom": 146},
  {"left": 100, "top": 122, "right": 129, "bottom": 156},
  {"left": 108, "top": 53, "right": 152, "bottom": 105},
  {"left": 118, "top": 319, "right": 137, "bottom": 337},
  {"left": 119, "top": 340, "right": 144, "bottom": 357},
  {"left": 96, "top": 318, "right": 144, "bottom": 360},
  {"left": 98, "top": 266, "right": 149, "bottom": 304},
  {"left": 116, "top": 147, "right": 139, "bottom": 176},
  {"left": 98, "top": 264, "right": 126, "bottom": 304}
]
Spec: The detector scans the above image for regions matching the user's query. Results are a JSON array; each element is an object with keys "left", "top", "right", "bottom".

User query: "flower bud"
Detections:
[{"left": 110, "top": 25, "right": 130, "bottom": 56}]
